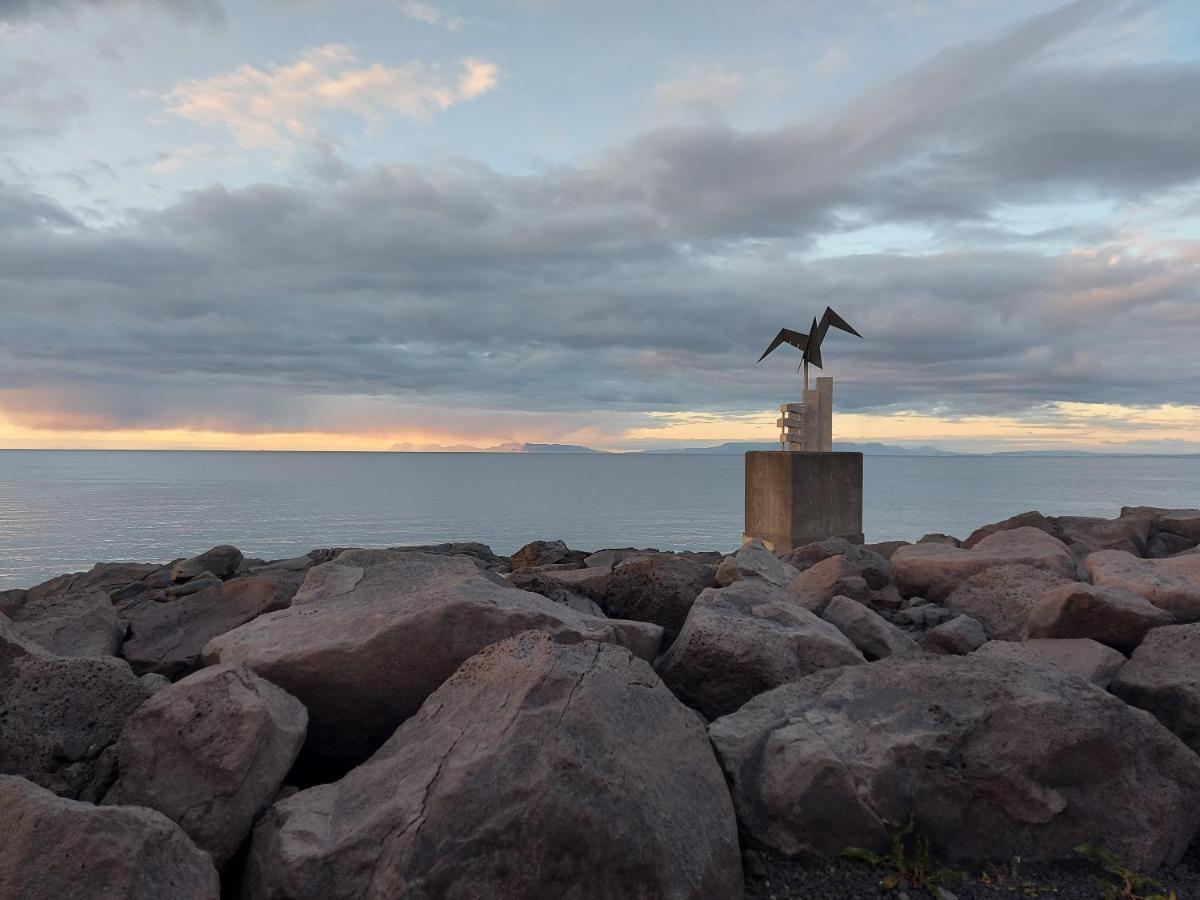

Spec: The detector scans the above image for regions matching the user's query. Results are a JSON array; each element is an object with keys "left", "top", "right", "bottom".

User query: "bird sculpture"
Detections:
[{"left": 757, "top": 306, "right": 862, "bottom": 390}]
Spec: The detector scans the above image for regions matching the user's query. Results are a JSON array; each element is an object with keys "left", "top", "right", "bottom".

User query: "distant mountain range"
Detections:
[
  {"left": 388, "top": 440, "right": 1199, "bottom": 456},
  {"left": 388, "top": 441, "right": 598, "bottom": 453}
]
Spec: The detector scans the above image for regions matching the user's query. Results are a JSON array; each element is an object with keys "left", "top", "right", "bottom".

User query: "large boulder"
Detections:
[
  {"left": 109, "top": 664, "right": 307, "bottom": 868},
  {"left": 963, "top": 511, "right": 1059, "bottom": 549},
  {"left": 509, "top": 539, "right": 586, "bottom": 571},
  {"left": 8, "top": 587, "right": 123, "bottom": 657},
  {"left": 119, "top": 574, "right": 296, "bottom": 678},
  {"left": 781, "top": 537, "right": 890, "bottom": 589},
  {"left": 944, "top": 564, "right": 1075, "bottom": 640},
  {"left": 892, "top": 528, "right": 1076, "bottom": 602},
  {"left": 1147, "top": 531, "right": 1197, "bottom": 559},
  {"left": 786, "top": 554, "right": 873, "bottom": 613},
  {"left": 506, "top": 570, "right": 606, "bottom": 617},
  {"left": 171, "top": 544, "right": 243, "bottom": 581},
  {"left": 24, "top": 562, "right": 165, "bottom": 606},
  {"left": 1086, "top": 550, "right": 1200, "bottom": 621},
  {"left": 655, "top": 581, "right": 864, "bottom": 720},
  {"left": 973, "top": 638, "right": 1125, "bottom": 687},
  {"left": 0, "top": 775, "right": 218, "bottom": 900},
  {"left": 384, "top": 541, "right": 508, "bottom": 572},
  {"left": 1055, "top": 515, "right": 1151, "bottom": 556},
  {"left": 922, "top": 614, "right": 988, "bottom": 655},
  {"left": 709, "top": 656, "right": 1200, "bottom": 869},
  {"left": 244, "top": 632, "right": 744, "bottom": 899},
  {"left": 1025, "top": 582, "right": 1174, "bottom": 653},
  {"left": 203, "top": 552, "right": 663, "bottom": 759},
  {"left": 715, "top": 541, "right": 799, "bottom": 588},
  {"left": 1111, "top": 624, "right": 1200, "bottom": 755},
  {"left": 1, "top": 615, "right": 156, "bottom": 798},
  {"left": 597, "top": 554, "right": 717, "bottom": 644},
  {"left": 820, "top": 595, "right": 920, "bottom": 661},
  {"left": 1123, "top": 507, "right": 1200, "bottom": 544}
]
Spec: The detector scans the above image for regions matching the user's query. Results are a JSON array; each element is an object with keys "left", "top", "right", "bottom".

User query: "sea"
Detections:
[{"left": 0, "top": 450, "right": 1197, "bottom": 591}]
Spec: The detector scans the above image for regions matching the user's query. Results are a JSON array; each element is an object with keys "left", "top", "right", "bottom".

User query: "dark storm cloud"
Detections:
[
  {"left": 1, "top": 0, "right": 1198, "bottom": 435},
  {"left": 0, "top": 0, "right": 221, "bottom": 24}
]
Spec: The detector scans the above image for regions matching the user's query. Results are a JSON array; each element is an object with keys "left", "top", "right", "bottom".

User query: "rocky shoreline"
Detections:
[{"left": 2, "top": 506, "right": 1199, "bottom": 898}]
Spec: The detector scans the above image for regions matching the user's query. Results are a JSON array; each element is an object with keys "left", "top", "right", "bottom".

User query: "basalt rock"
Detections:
[
  {"left": 1111, "top": 624, "right": 1200, "bottom": 756},
  {"left": 8, "top": 587, "right": 124, "bottom": 657},
  {"left": 655, "top": 581, "right": 864, "bottom": 720},
  {"left": 109, "top": 664, "right": 307, "bottom": 868},
  {"left": 0, "top": 775, "right": 219, "bottom": 900},
  {"left": 921, "top": 614, "right": 988, "bottom": 655},
  {"left": 715, "top": 541, "right": 799, "bottom": 589},
  {"left": 171, "top": 545, "right": 243, "bottom": 582},
  {"left": 0, "top": 614, "right": 157, "bottom": 798},
  {"left": 973, "top": 638, "right": 1125, "bottom": 687},
  {"left": 203, "top": 552, "right": 662, "bottom": 760},
  {"left": 119, "top": 574, "right": 296, "bottom": 679},
  {"left": 1025, "top": 582, "right": 1174, "bottom": 653},
  {"left": 819, "top": 595, "right": 920, "bottom": 661},
  {"left": 1086, "top": 550, "right": 1200, "bottom": 621},
  {"left": 891, "top": 528, "right": 1076, "bottom": 602},
  {"left": 944, "top": 563, "right": 1076, "bottom": 640},
  {"left": 597, "top": 554, "right": 718, "bottom": 645},
  {"left": 781, "top": 537, "right": 890, "bottom": 589},
  {"left": 244, "top": 632, "right": 743, "bottom": 900},
  {"left": 709, "top": 655, "right": 1200, "bottom": 869}
]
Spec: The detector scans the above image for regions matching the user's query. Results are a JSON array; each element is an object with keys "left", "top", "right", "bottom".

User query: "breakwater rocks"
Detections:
[{"left": 2, "top": 509, "right": 1200, "bottom": 898}]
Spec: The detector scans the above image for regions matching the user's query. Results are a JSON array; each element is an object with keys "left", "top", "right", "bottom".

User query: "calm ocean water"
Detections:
[{"left": 0, "top": 450, "right": 1197, "bottom": 590}]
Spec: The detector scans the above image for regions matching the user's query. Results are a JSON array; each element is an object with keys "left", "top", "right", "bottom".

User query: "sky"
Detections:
[{"left": 0, "top": 0, "right": 1198, "bottom": 453}]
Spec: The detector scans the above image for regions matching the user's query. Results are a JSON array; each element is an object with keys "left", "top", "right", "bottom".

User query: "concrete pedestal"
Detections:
[{"left": 744, "top": 451, "right": 863, "bottom": 552}]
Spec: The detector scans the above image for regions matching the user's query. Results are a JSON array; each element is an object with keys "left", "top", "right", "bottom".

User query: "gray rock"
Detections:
[
  {"left": 533, "top": 565, "right": 613, "bottom": 598},
  {"left": 715, "top": 541, "right": 799, "bottom": 588},
  {"left": 781, "top": 537, "right": 890, "bottom": 589},
  {"left": 918, "top": 533, "right": 961, "bottom": 547},
  {"left": 171, "top": 544, "right": 243, "bottom": 581},
  {"left": 598, "top": 554, "right": 718, "bottom": 644},
  {"left": 111, "top": 664, "right": 307, "bottom": 867},
  {"left": 944, "top": 563, "right": 1075, "bottom": 640},
  {"left": 0, "top": 775, "right": 218, "bottom": 900},
  {"left": 510, "top": 539, "right": 585, "bottom": 571},
  {"left": 922, "top": 615, "right": 987, "bottom": 655},
  {"left": 119, "top": 574, "right": 296, "bottom": 678},
  {"left": 164, "top": 574, "right": 222, "bottom": 599},
  {"left": 0, "top": 588, "right": 26, "bottom": 616},
  {"left": 892, "top": 604, "right": 954, "bottom": 629},
  {"left": 861, "top": 540, "right": 909, "bottom": 561},
  {"left": 787, "top": 555, "right": 873, "bottom": 613},
  {"left": 384, "top": 541, "right": 509, "bottom": 572},
  {"left": 1086, "top": 550, "right": 1200, "bottom": 621},
  {"left": 0, "top": 614, "right": 156, "bottom": 798},
  {"left": 1025, "top": 582, "right": 1174, "bottom": 653},
  {"left": 1111, "top": 624, "right": 1200, "bottom": 756},
  {"left": 244, "top": 632, "right": 743, "bottom": 899},
  {"left": 821, "top": 595, "right": 921, "bottom": 661},
  {"left": 892, "top": 528, "right": 1076, "bottom": 602},
  {"left": 1055, "top": 515, "right": 1151, "bottom": 556},
  {"left": 583, "top": 547, "right": 658, "bottom": 570},
  {"left": 655, "top": 581, "right": 864, "bottom": 720},
  {"left": 506, "top": 570, "right": 606, "bottom": 617},
  {"left": 1147, "top": 532, "right": 1196, "bottom": 559},
  {"left": 973, "top": 638, "right": 1126, "bottom": 687},
  {"left": 708, "top": 655, "right": 1200, "bottom": 869},
  {"left": 9, "top": 587, "right": 124, "bottom": 657},
  {"left": 25, "top": 562, "right": 164, "bottom": 605},
  {"left": 1123, "top": 507, "right": 1200, "bottom": 544},
  {"left": 203, "top": 552, "right": 663, "bottom": 759},
  {"left": 964, "top": 511, "right": 1059, "bottom": 549}
]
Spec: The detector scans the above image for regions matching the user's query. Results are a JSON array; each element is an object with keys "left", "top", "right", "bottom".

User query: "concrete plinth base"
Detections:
[{"left": 744, "top": 451, "right": 863, "bottom": 552}]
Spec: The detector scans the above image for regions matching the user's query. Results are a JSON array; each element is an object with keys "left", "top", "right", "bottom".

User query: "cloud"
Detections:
[
  {"left": 398, "top": 0, "right": 462, "bottom": 30},
  {"left": 162, "top": 44, "right": 500, "bottom": 150},
  {"left": 813, "top": 44, "right": 848, "bottom": 75},
  {"left": 1, "top": 0, "right": 1199, "bottom": 449},
  {"left": 652, "top": 68, "right": 745, "bottom": 117},
  {"left": 0, "top": 0, "right": 221, "bottom": 25},
  {"left": 0, "top": 57, "right": 88, "bottom": 139}
]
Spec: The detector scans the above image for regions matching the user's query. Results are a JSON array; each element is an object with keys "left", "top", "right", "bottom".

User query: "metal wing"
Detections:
[
  {"left": 756, "top": 327, "right": 809, "bottom": 364},
  {"left": 818, "top": 306, "right": 862, "bottom": 340},
  {"left": 804, "top": 316, "right": 823, "bottom": 369}
]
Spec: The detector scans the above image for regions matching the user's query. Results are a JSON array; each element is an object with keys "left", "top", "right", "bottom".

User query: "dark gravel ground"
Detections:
[{"left": 744, "top": 842, "right": 1200, "bottom": 899}]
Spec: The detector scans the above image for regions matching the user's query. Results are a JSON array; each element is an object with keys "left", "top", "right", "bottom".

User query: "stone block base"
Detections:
[{"left": 744, "top": 451, "right": 863, "bottom": 552}]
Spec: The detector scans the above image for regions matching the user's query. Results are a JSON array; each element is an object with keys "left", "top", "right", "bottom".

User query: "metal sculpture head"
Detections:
[{"left": 757, "top": 306, "right": 862, "bottom": 372}]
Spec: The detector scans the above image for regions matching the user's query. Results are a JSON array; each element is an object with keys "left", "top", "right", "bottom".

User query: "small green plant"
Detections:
[
  {"left": 841, "top": 816, "right": 965, "bottom": 893},
  {"left": 1074, "top": 843, "right": 1177, "bottom": 900}
]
